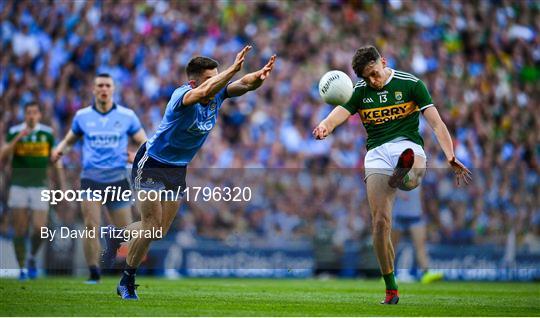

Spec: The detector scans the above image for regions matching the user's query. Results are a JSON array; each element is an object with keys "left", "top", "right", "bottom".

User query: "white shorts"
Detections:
[
  {"left": 364, "top": 139, "right": 426, "bottom": 181},
  {"left": 8, "top": 185, "right": 49, "bottom": 211}
]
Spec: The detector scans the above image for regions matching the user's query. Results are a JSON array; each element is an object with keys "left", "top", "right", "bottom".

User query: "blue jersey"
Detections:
[
  {"left": 71, "top": 104, "right": 142, "bottom": 183},
  {"left": 393, "top": 187, "right": 423, "bottom": 218},
  {"left": 146, "top": 84, "right": 228, "bottom": 166}
]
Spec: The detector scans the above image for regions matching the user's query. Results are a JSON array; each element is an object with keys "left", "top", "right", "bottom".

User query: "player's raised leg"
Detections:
[
  {"left": 389, "top": 148, "right": 426, "bottom": 191},
  {"left": 81, "top": 200, "right": 102, "bottom": 283},
  {"left": 401, "top": 154, "right": 426, "bottom": 191},
  {"left": 366, "top": 174, "right": 400, "bottom": 305}
]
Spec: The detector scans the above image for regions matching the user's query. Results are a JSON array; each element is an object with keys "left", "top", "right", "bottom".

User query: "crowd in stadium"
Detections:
[{"left": 0, "top": 0, "right": 539, "bottom": 251}]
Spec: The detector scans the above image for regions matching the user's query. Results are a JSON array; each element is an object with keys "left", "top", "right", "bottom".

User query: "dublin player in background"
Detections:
[
  {"left": 392, "top": 187, "right": 443, "bottom": 283},
  {"left": 52, "top": 74, "right": 146, "bottom": 283},
  {"left": 102, "top": 46, "right": 276, "bottom": 300},
  {"left": 0, "top": 102, "right": 61, "bottom": 280},
  {"left": 313, "top": 46, "right": 471, "bottom": 304}
]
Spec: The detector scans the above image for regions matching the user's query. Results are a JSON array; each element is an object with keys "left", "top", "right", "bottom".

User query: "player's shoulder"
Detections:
[
  {"left": 74, "top": 105, "right": 94, "bottom": 117},
  {"left": 166, "top": 84, "right": 193, "bottom": 110},
  {"left": 173, "top": 84, "right": 192, "bottom": 97},
  {"left": 393, "top": 69, "right": 420, "bottom": 83},
  {"left": 8, "top": 123, "right": 25, "bottom": 135},
  {"left": 36, "top": 123, "right": 53, "bottom": 134},
  {"left": 115, "top": 104, "right": 138, "bottom": 117}
]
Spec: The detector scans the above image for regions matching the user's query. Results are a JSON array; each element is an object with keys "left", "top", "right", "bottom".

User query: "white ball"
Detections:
[{"left": 318, "top": 70, "right": 354, "bottom": 105}]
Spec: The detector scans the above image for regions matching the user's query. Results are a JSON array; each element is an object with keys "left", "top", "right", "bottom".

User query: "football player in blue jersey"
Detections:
[
  {"left": 52, "top": 73, "right": 147, "bottom": 283},
  {"left": 106, "top": 45, "right": 276, "bottom": 300},
  {"left": 392, "top": 187, "right": 443, "bottom": 283}
]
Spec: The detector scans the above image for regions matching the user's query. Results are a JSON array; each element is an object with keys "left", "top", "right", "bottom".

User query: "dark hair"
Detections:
[
  {"left": 24, "top": 101, "right": 40, "bottom": 111},
  {"left": 95, "top": 73, "right": 112, "bottom": 79},
  {"left": 186, "top": 56, "right": 219, "bottom": 79},
  {"left": 352, "top": 46, "right": 381, "bottom": 77}
]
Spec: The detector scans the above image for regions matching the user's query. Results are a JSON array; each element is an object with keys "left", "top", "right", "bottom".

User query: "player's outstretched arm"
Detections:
[
  {"left": 51, "top": 130, "right": 80, "bottom": 163},
  {"left": 312, "top": 106, "right": 351, "bottom": 140},
  {"left": 423, "top": 106, "right": 472, "bottom": 186},
  {"left": 227, "top": 55, "right": 276, "bottom": 97},
  {"left": 183, "top": 46, "right": 252, "bottom": 106}
]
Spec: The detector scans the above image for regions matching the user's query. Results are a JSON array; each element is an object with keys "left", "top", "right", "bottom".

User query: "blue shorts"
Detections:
[
  {"left": 131, "top": 143, "right": 186, "bottom": 199},
  {"left": 393, "top": 215, "right": 425, "bottom": 232},
  {"left": 80, "top": 178, "right": 132, "bottom": 210}
]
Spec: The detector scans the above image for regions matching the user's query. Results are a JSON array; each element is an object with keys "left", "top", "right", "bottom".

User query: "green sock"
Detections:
[
  {"left": 383, "top": 272, "right": 398, "bottom": 290},
  {"left": 13, "top": 237, "right": 26, "bottom": 268},
  {"left": 30, "top": 232, "right": 44, "bottom": 256}
]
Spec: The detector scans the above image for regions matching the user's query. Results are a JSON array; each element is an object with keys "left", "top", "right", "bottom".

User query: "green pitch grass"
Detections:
[{"left": 0, "top": 277, "right": 538, "bottom": 316}]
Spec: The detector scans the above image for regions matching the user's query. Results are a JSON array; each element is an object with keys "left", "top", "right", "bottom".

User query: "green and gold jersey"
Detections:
[
  {"left": 6, "top": 123, "right": 55, "bottom": 187},
  {"left": 343, "top": 69, "right": 433, "bottom": 151}
]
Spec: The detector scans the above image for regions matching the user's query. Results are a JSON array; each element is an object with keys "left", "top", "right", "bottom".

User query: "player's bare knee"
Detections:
[
  {"left": 400, "top": 179, "right": 420, "bottom": 191},
  {"left": 400, "top": 169, "right": 424, "bottom": 191},
  {"left": 413, "top": 167, "right": 426, "bottom": 181}
]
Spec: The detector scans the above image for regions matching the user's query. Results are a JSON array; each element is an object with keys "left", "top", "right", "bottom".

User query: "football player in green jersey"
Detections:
[
  {"left": 313, "top": 46, "right": 471, "bottom": 304},
  {"left": 0, "top": 102, "right": 59, "bottom": 280}
]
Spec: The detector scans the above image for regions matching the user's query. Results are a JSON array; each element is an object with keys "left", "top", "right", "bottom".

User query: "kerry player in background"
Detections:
[
  {"left": 313, "top": 46, "right": 471, "bottom": 304},
  {"left": 0, "top": 102, "right": 63, "bottom": 280},
  {"left": 52, "top": 74, "right": 147, "bottom": 284},
  {"left": 102, "top": 46, "right": 276, "bottom": 300}
]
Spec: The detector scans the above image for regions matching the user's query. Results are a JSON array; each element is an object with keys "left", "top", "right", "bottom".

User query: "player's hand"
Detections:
[
  {"left": 51, "top": 148, "right": 63, "bottom": 163},
  {"left": 313, "top": 124, "right": 330, "bottom": 140},
  {"left": 257, "top": 55, "right": 276, "bottom": 81},
  {"left": 14, "top": 129, "right": 30, "bottom": 142},
  {"left": 449, "top": 156, "right": 472, "bottom": 186},
  {"left": 231, "top": 45, "right": 252, "bottom": 72}
]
